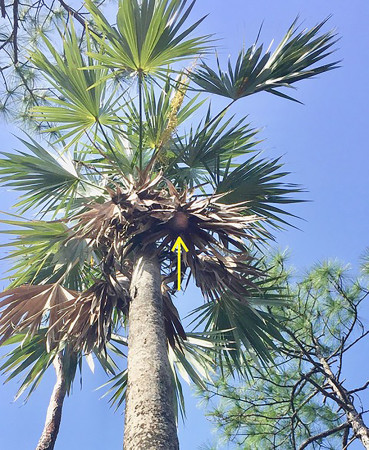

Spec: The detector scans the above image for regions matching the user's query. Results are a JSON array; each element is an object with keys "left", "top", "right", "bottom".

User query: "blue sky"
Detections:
[{"left": 0, "top": 0, "right": 368, "bottom": 449}]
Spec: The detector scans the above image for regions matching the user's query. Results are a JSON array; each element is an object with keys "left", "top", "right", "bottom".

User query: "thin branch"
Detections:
[
  {"left": 58, "top": 0, "right": 86, "bottom": 26},
  {"left": 299, "top": 422, "right": 349, "bottom": 450},
  {"left": 348, "top": 381, "right": 369, "bottom": 395},
  {"left": 12, "top": 0, "right": 19, "bottom": 63}
]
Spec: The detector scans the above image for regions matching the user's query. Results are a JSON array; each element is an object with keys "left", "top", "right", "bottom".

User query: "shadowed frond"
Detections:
[
  {"left": 189, "top": 284, "right": 287, "bottom": 376},
  {"left": 216, "top": 155, "right": 304, "bottom": 228},
  {"left": 0, "top": 331, "right": 117, "bottom": 401},
  {"left": 57, "top": 274, "right": 130, "bottom": 353},
  {"left": 0, "top": 331, "right": 59, "bottom": 401},
  {"left": 191, "top": 18, "right": 339, "bottom": 102},
  {"left": 167, "top": 108, "right": 260, "bottom": 186}
]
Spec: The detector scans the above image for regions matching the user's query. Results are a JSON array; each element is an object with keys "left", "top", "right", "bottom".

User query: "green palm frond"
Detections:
[
  {"left": 143, "top": 75, "right": 205, "bottom": 151},
  {"left": 167, "top": 108, "right": 260, "bottom": 187},
  {"left": 216, "top": 155, "right": 304, "bottom": 228},
  {"left": 0, "top": 331, "right": 116, "bottom": 402},
  {"left": 191, "top": 18, "right": 339, "bottom": 102},
  {"left": 0, "top": 136, "right": 97, "bottom": 215},
  {"left": 0, "top": 331, "right": 59, "bottom": 401},
  {"left": 0, "top": 217, "right": 95, "bottom": 289},
  {"left": 30, "top": 21, "right": 118, "bottom": 145},
  {"left": 86, "top": 0, "right": 210, "bottom": 77},
  {"left": 87, "top": 130, "right": 140, "bottom": 176},
  {"left": 188, "top": 273, "right": 287, "bottom": 376}
]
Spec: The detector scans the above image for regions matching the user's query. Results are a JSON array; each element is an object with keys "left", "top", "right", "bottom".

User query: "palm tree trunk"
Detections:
[
  {"left": 124, "top": 248, "right": 179, "bottom": 450},
  {"left": 36, "top": 352, "right": 66, "bottom": 450}
]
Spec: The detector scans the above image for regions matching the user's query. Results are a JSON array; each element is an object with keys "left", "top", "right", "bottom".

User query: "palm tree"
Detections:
[{"left": 0, "top": 1, "right": 338, "bottom": 448}]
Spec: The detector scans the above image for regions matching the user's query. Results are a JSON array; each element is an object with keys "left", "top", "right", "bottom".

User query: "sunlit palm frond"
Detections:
[
  {"left": 191, "top": 18, "right": 339, "bottom": 102},
  {"left": 86, "top": 0, "right": 210, "bottom": 77},
  {"left": 143, "top": 74, "right": 204, "bottom": 151},
  {"left": 0, "top": 217, "right": 95, "bottom": 289},
  {"left": 0, "top": 136, "right": 86, "bottom": 215},
  {"left": 30, "top": 21, "right": 118, "bottom": 145}
]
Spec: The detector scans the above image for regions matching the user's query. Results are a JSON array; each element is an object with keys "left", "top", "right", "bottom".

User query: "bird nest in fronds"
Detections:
[{"left": 73, "top": 172, "right": 264, "bottom": 300}]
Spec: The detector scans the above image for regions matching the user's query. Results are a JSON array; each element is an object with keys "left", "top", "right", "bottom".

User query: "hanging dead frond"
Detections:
[
  {"left": 0, "top": 284, "right": 77, "bottom": 349},
  {"left": 57, "top": 271, "right": 130, "bottom": 354}
]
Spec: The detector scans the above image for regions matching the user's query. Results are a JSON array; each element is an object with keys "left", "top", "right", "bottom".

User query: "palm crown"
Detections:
[{"left": 0, "top": 0, "right": 338, "bottom": 445}]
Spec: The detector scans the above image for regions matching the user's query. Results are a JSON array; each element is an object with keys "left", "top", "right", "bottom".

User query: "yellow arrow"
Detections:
[{"left": 171, "top": 236, "right": 189, "bottom": 291}]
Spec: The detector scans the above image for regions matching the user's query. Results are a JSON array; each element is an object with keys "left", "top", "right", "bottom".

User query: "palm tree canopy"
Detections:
[{"left": 0, "top": 0, "right": 338, "bottom": 415}]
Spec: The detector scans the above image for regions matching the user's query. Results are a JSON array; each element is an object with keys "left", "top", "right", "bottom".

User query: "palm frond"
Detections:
[
  {"left": 167, "top": 108, "right": 260, "bottom": 187},
  {"left": 30, "top": 20, "right": 117, "bottom": 145},
  {"left": 0, "top": 331, "right": 95, "bottom": 400},
  {"left": 0, "top": 217, "right": 95, "bottom": 289},
  {"left": 0, "top": 283, "right": 77, "bottom": 348},
  {"left": 216, "top": 155, "right": 304, "bottom": 228},
  {"left": 188, "top": 286, "right": 287, "bottom": 376},
  {"left": 72, "top": 173, "right": 265, "bottom": 300},
  {"left": 0, "top": 330, "right": 58, "bottom": 400},
  {"left": 86, "top": 0, "right": 210, "bottom": 77},
  {"left": 191, "top": 18, "right": 339, "bottom": 102},
  {"left": 58, "top": 274, "right": 130, "bottom": 353},
  {"left": 0, "top": 136, "right": 85, "bottom": 215},
  {"left": 143, "top": 74, "right": 205, "bottom": 151}
]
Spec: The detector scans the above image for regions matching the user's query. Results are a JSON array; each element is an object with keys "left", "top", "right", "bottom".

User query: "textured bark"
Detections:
[
  {"left": 36, "top": 353, "right": 66, "bottom": 450},
  {"left": 124, "top": 248, "right": 179, "bottom": 450},
  {"left": 318, "top": 352, "right": 369, "bottom": 449}
]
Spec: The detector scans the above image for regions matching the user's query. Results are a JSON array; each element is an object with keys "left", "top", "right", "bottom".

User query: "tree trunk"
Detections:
[
  {"left": 36, "top": 352, "right": 66, "bottom": 450},
  {"left": 318, "top": 352, "right": 369, "bottom": 449},
  {"left": 124, "top": 248, "right": 179, "bottom": 450}
]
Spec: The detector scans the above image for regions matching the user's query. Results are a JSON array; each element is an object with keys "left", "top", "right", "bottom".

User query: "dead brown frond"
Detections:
[
  {"left": 0, "top": 283, "right": 77, "bottom": 349},
  {"left": 72, "top": 172, "right": 265, "bottom": 300},
  {"left": 57, "top": 273, "right": 130, "bottom": 354}
]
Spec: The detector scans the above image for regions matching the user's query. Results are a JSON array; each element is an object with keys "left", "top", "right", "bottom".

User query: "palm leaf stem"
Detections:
[
  {"left": 138, "top": 70, "right": 144, "bottom": 171},
  {"left": 97, "top": 121, "right": 124, "bottom": 173}
]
